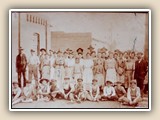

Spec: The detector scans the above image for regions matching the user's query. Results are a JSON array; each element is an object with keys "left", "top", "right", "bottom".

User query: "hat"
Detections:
[
  {"left": 92, "top": 79, "right": 98, "bottom": 82},
  {"left": 101, "top": 47, "right": 107, "bottom": 52},
  {"left": 30, "top": 49, "right": 35, "bottom": 52},
  {"left": 116, "top": 81, "right": 122, "bottom": 84},
  {"left": 105, "top": 80, "right": 112, "bottom": 84},
  {"left": 63, "top": 51, "right": 68, "bottom": 54},
  {"left": 49, "top": 49, "right": 54, "bottom": 52},
  {"left": 130, "top": 79, "right": 137, "bottom": 84},
  {"left": 91, "top": 51, "right": 96, "bottom": 54},
  {"left": 137, "top": 52, "right": 143, "bottom": 55},
  {"left": 88, "top": 45, "right": 94, "bottom": 51},
  {"left": 57, "top": 49, "right": 62, "bottom": 54},
  {"left": 26, "top": 80, "right": 32, "bottom": 84},
  {"left": 19, "top": 47, "right": 24, "bottom": 50},
  {"left": 69, "top": 50, "right": 74, "bottom": 55},
  {"left": 77, "top": 48, "right": 83, "bottom": 53},
  {"left": 40, "top": 48, "right": 46, "bottom": 52},
  {"left": 77, "top": 78, "right": 83, "bottom": 82},
  {"left": 64, "top": 77, "right": 70, "bottom": 80},
  {"left": 12, "top": 81, "right": 18, "bottom": 85},
  {"left": 39, "top": 79, "right": 49, "bottom": 83},
  {"left": 50, "top": 79, "right": 57, "bottom": 82}
]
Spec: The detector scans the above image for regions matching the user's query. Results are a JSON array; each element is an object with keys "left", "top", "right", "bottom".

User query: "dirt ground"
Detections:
[{"left": 12, "top": 97, "right": 148, "bottom": 109}]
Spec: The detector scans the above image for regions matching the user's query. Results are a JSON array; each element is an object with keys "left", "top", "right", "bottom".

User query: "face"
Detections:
[
  {"left": 130, "top": 53, "right": 135, "bottom": 58},
  {"left": 130, "top": 82, "right": 136, "bottom": 88},
  {"left": 109, "top": 53, "right": 113, "bottom": 58},
  {"left": 137, "top": 54, "right": 142, "bottom": 59},
  {"left": 114, "top": 54, "right": 118, "bottom": 59},
  {"left": 50, "top": 51, "right": 53, "bottom": 56},
  {"left": 86, "top": 53, "right": 90, "bottom": 59},
  {"left": 102, "top": 53, "right": 106, "bottom": 57},
  {"left": 91, "top": 52, "right": 96, "bottom": 57},
  {"left": 13, "top": 83, "right": 18, "bottom": 89},
  {"left": 58, "top": 52, "right": 63, "bottom": 57},
  {"left": 78, "top": 80, "right": 82, "bottom": 85},
  {"left": 117, "top": 83, "right": 121, "bottom": 87},
  {"left": 42, "top": 50, "right": 46, "bottom": 55},
  {"left": 31, "top": 51, "right": 35, "bottom": 55},
  {"left": 92, "top": 81, "right": 97, "bottom": 85},
  {"left": 63, "top": 53, "right": 68, "bottom": 58},
  {"left": 119, "top": 53, "right": 123, "bottom": 58},
  {"left": 42, "top": 80, "right": 47, "bottom": 85},
  {"left": 19, "top": 50, "right": 23, "bottom": 54},
  {"left": 69, "top": 54, "right": 73, "bottom": 58},
  {"left": 78, "top": 53, "right": 82, "bottom": 58},
  {"left": 75, "top": 58, "right": 80, "bottom": 63},
  {"left": 97, "top": 52, "right": 101, "bottom": 58}
]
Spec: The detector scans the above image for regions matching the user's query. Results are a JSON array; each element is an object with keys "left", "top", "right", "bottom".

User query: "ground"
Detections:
[{"left": 12, "top": 97, "right": 148, "bottom": 109}]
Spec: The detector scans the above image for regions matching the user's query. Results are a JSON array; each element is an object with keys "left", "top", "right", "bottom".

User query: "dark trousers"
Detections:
[{"left": 18, "top": 71, "right": 26, "bottom": 88}]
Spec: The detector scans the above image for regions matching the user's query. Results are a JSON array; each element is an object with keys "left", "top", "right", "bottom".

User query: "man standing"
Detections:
[
  {"left": 16, "top": 47, "right": 27, "bottom": 88},
  {"left": 28, "top": 49, "right": 40, "bottom": 86},
  {"left": 134, "top": 52, "right": 148, "bottom": 97}
]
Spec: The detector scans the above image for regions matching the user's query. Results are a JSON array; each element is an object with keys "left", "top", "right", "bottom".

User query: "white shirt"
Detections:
[
  {"left": 103, "top": 86, "right": 116, "bottom": 96},
  {"left": 28, "top": 55, "right": 40, "bottom": 65}
]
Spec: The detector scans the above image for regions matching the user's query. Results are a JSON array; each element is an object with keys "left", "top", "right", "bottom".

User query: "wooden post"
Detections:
[{"left": 18, "top": 12, "right": 21, "bottom": 50}]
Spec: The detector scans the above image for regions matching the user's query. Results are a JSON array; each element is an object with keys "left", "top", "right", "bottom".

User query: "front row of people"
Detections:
[{"left": 12, "top": 78, "right": 141, "bottom": 107}]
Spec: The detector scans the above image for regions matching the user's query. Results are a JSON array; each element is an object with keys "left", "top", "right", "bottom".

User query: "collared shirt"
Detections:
[
  {"left": 28, "top": 55, "right": 40, "bottom": 65},
  {"left": 103, "top": 86, "right": 116, "bottom": 96}
]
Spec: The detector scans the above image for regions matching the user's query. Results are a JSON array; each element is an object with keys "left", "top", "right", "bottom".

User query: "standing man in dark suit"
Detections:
[
  {"left": 16, "top": 47, "right": 27, "bottom": 88},
  {"left": 134, "top": 52, "right": 148, "bottom": 97}
]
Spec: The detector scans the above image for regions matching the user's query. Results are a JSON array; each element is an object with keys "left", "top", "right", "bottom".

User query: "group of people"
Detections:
[{"left": 12, "top": 46, "right": 148, "bottom": 107}]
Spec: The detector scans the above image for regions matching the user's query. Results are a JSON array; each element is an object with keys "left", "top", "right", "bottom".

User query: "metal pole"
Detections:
[
  {"left": 45, "top": 20, "right": 47, "bottom": 51},
  {"left": 18, "top": 12, "right": 21, "bottom": 50}
]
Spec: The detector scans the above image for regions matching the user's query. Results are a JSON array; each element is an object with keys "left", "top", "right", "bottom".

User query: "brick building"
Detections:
[{"left": 51, "top": 31, "right": 92, "bottom": 52}]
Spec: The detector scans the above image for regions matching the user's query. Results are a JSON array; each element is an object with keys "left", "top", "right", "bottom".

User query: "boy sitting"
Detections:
[
  {"left": 74, "top": 78, "right": 87, "bottom": 103},
  {"left": 101, "top": 80, "right": 117, "bottom": 101},
  {"left": 122, "top": 79, "right": 141, "bottom": 106},
  {"left": 114, "top": 81, "right": 126, "bottom": 103}
]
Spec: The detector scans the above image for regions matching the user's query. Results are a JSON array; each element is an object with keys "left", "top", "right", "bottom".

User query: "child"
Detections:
[
  {"left": 114, "top": 81, "right": 126, "bottom": 102},
  {"left": 73, "top": 57, "right": 83, "bottom": 83},
  {"left": 74, "top": 78, "right": 86, "bottom": 103},
  {"left": 86, "top": 79, "right": 101, "bottom": 102},
  {"left": 49, "top": 79, "right": 61, "bottom": 101},
  {"left": 101, "top": 80, "right": 117, "bottom": 101},
  {"left": 60, "top": 77, "right": 75, "bottom": 103},
  {"left": 21, "top": 80, "right": 33, "bottom": 103},
  {"left": 122, "top": 80, "right": 141, "bottom": 106},
  {"left": 37, "top": 79, "right": 51, "bottom": 102},
  {"left": 12, "top": 81, "right": 22, "bottom": 105}
]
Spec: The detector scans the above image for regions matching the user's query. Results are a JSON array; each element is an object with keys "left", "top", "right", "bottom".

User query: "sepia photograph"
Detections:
[{"left": 9, "top": 9, "right": 151, "bottom": 111}]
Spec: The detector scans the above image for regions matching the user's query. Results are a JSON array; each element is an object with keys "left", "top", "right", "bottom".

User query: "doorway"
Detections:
[{"left": 33, "top": 33, "right": 40, "bottom": 56}]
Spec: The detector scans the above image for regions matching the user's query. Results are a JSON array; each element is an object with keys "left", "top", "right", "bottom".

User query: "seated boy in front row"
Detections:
[
  {"left": 12, "top": 81, "right": 22, "bottom": 105},
  {"left": 86, "top": 79, "right": 101, "bottom": 102},
  {"left": 21, "top": 80, "right": 34, "bottom": 103},
  {"left": 37, "top": 79, "right": 51, "bottom": 102},
  {"left": 49, "top": 79, "right": 61, "bottom": 101},
  {"left": 74, "top": 78, "right": 87, "bottom": 103},
  {"left": 114, "top": 81, "right": 126, "bottom": 103},
  {"left": 121, "top": 79, "right": 141, "bottom": 106},
  {"left": 60, "top": 77, "right": 75, "bottom": 103},
  {"left": 101, "top": 80, "right": 117, "bottom": 101}
]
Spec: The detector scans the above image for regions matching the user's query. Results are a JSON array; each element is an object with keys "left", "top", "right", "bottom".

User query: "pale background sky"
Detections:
[{"left": 37, "top": 12, "right": 146, "bottom": 52}]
